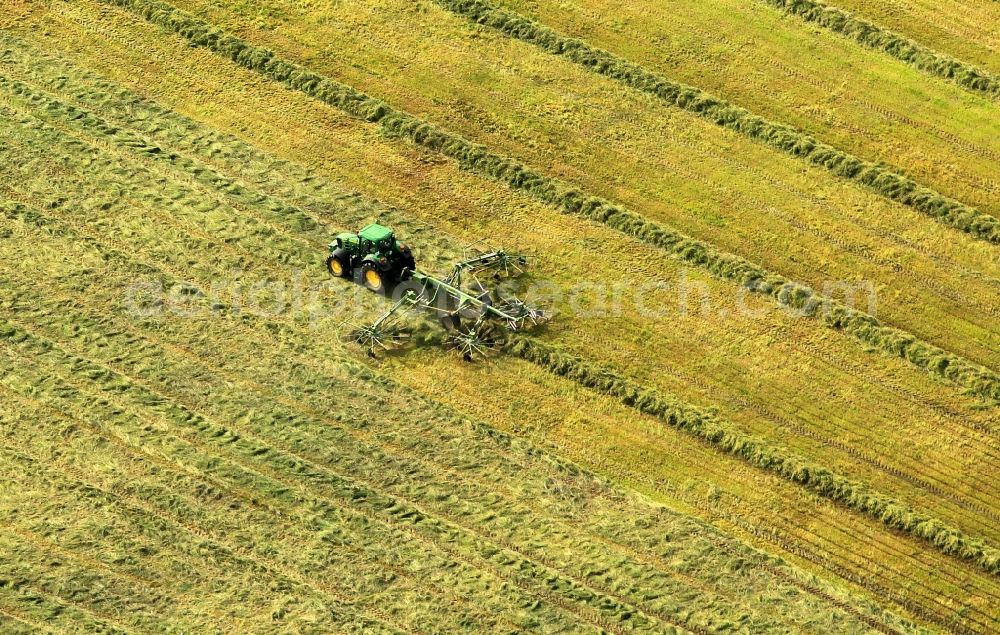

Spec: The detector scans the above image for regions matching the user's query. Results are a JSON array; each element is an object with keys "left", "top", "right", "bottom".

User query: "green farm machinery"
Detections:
[
  {"left": 326, "top": 223, "right": 416, "bottom": 292},
  {"left": 326, "top": 224, "right": 545, "bottom": 359}
]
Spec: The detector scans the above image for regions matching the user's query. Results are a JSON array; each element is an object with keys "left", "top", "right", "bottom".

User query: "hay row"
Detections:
[
  {"left": 502, "top": 334, "right": 1000, "bottom": 578},
  {"left": 22, "top": 92, "right": 995, "bottom": 542},
  {"left": 0, "top": 85, "right": 960, "bottom": 628},
  {"left": 760, "top": 0, "right": 1000, "bottom": 97},
  {"left": 0, "top": 352, "right": 589, "bottom": 633},
  {"left": 0, "top": 313, "right": 691, "bottom": 634},
  {"left": 0, "top": 79, "right": 919, "bottom": 627},
  {"left": 433, "top": 0, "right": 1000, "bottom": 244},
  {"left": 0, "top": 113, "right": 786, "bottom": 631},
  {"left": 0, "top": 404, "right": 443, "bottom": 634},
  {"left": 5, "top": 46, "right": 1000, "bottom": 572},
  {"left": 0, "top": 134, "right": 725, "bottom": 629},
  {"left": 98, "top": 0, "right": 1000, "bottom": 404},
  {"left": 0, "top": 101, "right": 918, "bottom": 626}
]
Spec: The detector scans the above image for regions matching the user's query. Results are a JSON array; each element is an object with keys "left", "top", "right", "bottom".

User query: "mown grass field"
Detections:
[{"left": 1, "top": 0, "right": 998, "bottom": 633}]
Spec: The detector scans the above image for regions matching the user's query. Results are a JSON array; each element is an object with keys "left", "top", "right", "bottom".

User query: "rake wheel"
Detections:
[
  {"left": 446, "top": 326, "right": 495, "bottom": 362},
  {"left": 351, "top": 320, "right": 409, "bottom": 357}
]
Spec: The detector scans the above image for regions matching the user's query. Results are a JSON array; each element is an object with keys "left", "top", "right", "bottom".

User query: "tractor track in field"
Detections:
[
  {"left": 0, "top": 528, "right": 142, "bottom": 635},
  {"left": 537, "top": 348, "right": 1000, "bottom": 615},
  {"left": 3, "top": 90, "right": 996, "bottom": 580},
  {"left": 598, "top": 438, "right": 1000, "bottom": 634},
  {"left": 0, "top": 439, "right": 416, "bottom": 635},
  {"left": 1, "top": 363, "right": 599, "bottom": 635},
  {"left": 11, "top": 110, "right": 1000, "bottom": 556},
  {"left": 3, "top": 290, "right": 734, "bottom": 634},
  {"left": 3, "top": 332, "right": 940, "bottom": 635},
  {"left": 0, "top": 221, "right": 760, "bottom": 628},
  {"left": 0, "top": 270, "right": 618, "bottom": 634},
  {"left": 739, "top": 523, "right": 989, "bottom": 635},
  {"left": 0, "top": 278, "right": 835, "bottom": 635},
  {"left": 2, "top": 6, "right": 998, "bottom": 635},
  {"left": 758, "top": 0, "right": 1000, "bottom": 101},
  {"left": 569, "top": 452, "right": 917, "bottom": 635},
  {"left": 0, "top": 603, "right": 55, "bottom": 635},
  {"left": 555, "top": 442, "right": 995, "bottom": 635},
  {"left": 0, "top": 183, "right": 960, "bottom": 635},
  {"left": 3, "top": 527, "right": 184, "bottom": 619},
  {"left": 0, "top": 222, "right": 928, "bottom": 635},
  {"left": 3, "top": 252, "right": 968, "bottom": 635},
  {"left": 0, "top": 387, "right": 546, "bottom": 635},
  {"left": 7, "top": 21, "right": 1000, "bottom": 628},
  {"left": 3, "top": 336, "right": 697, "bottom": 635},
  {"left": 1, "top": 234, "right": 984, "bottom": 635},
  {"left": 7, "top": 118, "right": 1000, "bottom": 552},
  {"left": 651, "top": 362, "right": 1000, "bottom": 526},
  {"left": 579, "top": 318, "right": 1000, "bottom": 527}
]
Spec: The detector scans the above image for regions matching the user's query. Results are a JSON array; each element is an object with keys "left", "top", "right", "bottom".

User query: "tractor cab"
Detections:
[
  {"left": 358, "top": 223, "right": 396, "bottom": 257},
  {"left": 326, "top": 223, "right": 416, "bottom": 292}
]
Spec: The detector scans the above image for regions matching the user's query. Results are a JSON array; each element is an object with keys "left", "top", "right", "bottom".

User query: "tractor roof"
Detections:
[{"left": 359, "top": 223, "right": 394, "bottom": 242}]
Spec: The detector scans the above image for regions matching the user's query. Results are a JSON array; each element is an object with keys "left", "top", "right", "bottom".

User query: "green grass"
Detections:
[
  {"left": 436, "top": 0, "right": 999, "bottom": 242},
  {"left": 0, "top": 4, "right": 997, "bottom": 632},
  {"left": 0, "top": 39, "right": 922, "bottom": 633},
  {"left": 758, "top": 0, "right": 1000, "bottom": 97},
  {"left": 93, "top": 0, "right": 1000, "bottom": 405},
  {"left": 3, "top": 34, "right": 998, "bottom": 577}
]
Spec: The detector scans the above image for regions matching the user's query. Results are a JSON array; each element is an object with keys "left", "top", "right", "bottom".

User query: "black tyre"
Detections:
[
  {"left": 400, "top": 247, "right": 416, "bottom": 276},
  {"left": 326, "top": 249, "right": 351, "bottom": 278},
  {"left": 361, "top": 262, "right": 385, "bottom": 292}
]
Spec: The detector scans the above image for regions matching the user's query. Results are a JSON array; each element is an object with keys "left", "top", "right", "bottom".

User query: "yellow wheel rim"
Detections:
[
  {"left": 365, "top": 269, "right": 383, "bottom": 289},
  {"left": 329, "top": 259, "right": 343, "bottom": 275}
]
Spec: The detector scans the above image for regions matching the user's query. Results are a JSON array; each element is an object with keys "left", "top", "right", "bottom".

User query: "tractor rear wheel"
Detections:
[
  {"left": 326, "top": 250, "right": 351, "bottom": 278},
  {"left": 361, "top": 263, "right": 385, "bottom": 292},
  {"left": 400, "top": 248, "right": 416, "bottom": 277}
]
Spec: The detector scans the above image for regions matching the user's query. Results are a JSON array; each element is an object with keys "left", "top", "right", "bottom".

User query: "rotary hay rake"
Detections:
[{"left": 350, "top": 246, "right": 546, "bottom": 359}]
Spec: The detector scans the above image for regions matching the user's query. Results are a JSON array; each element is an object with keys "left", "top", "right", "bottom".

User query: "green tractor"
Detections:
[{"left": 326, "top": 223, "right": 416, "bottom": 292}]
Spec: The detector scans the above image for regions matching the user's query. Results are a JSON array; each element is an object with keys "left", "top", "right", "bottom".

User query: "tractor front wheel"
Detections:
[
  {"left": 361, "top": 263, "right": 385, "bottom": 292},
  {"left": 326, "top": 251, "right": 351, "bottom": 278}
]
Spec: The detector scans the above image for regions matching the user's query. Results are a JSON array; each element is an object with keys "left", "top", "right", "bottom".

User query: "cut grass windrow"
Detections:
[
  {"left": 758, "top": 0, "right": 1000, "bottom": 98},
  {"left": 4, "top": 52, "right": 999, "bottom": 586},
  {"left": 0, "top": 78, "right": 950, "bottom": 624},
  {"left": 433, "top": 0, "right": 1000, "bottom": 244},
  {"left": 98, "top": 0, "right": 1000, "bottom": 404},
  {"left": 5, "top": 79, "right": 998, "bottom": 527},
  {"left": 5, "top": 67, "right": 1000, "bottom": 585},
  {"left": 0, "top": 77, "right": 948, "bottom": 629},
  {"left": 0, "top": 198, "right": 940, "bottom": 632},
  {"left": 0, "top": 319, "right": 704, "bottom": 635},
  {"left": 1, "top": 144, "right": 900, "bottom": 631},
  {"left": 494, "top": 333, "right": 1000, "bottom": 578}
]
